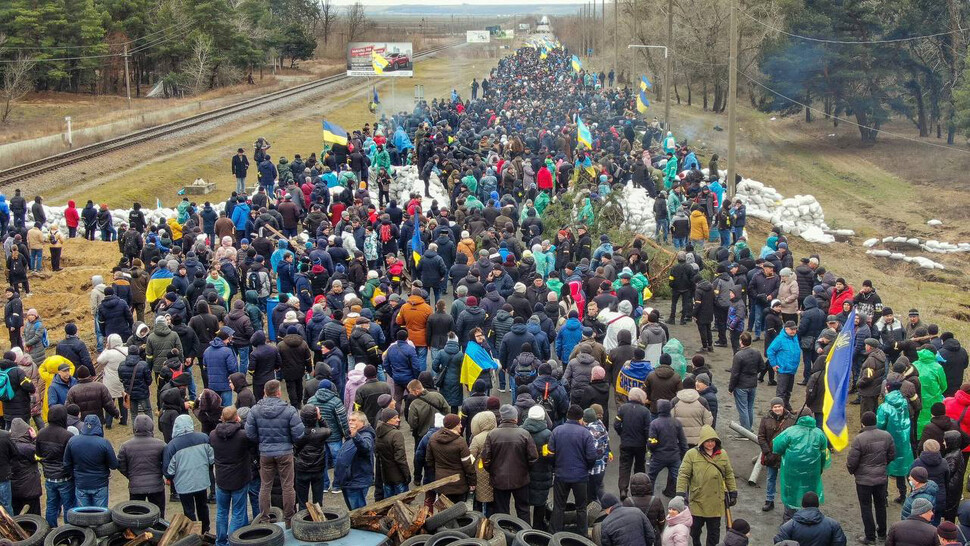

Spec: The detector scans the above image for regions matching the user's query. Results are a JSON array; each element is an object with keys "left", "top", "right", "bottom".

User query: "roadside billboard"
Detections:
[
  {"left": 495, "top": 29, "right": 515, "bottom": 40},
  {"left": 347, "top": 42, "right": 413, "bottom": 77},
  {"left": 466, "top": 31, "right": 490, "bottom": 43},
  {"left": 518, "top": 23, "right": 531, "bottom": 31}
]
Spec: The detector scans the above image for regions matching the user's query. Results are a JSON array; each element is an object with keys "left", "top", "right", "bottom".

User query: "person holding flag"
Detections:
[
  {"left": 636, "top": 91, "right": 650, "bottom": 115},
  {"left": 577, "top": 116, "right": 592, "bottom": 150},
  {"left": 822, "top": 308, "right": 858, "bottom": 452}
]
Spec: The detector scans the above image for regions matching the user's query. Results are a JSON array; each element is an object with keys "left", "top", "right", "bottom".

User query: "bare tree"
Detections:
[
  {"left": 320, "top": 0, "right": 339, "bottom": 44},
  {"left": 0, "top": 46, "right": 36, "bottom": 124},
  {"left": 345, "top": 2, "right": 367, "bottom": 43},
  {"left": 185, "top": 34, "right": 214, "bottom": 94}
]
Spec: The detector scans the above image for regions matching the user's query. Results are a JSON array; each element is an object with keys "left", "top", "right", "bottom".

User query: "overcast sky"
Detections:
[{"left": 331, "top": 0, "right": 571, "bottom": 5}]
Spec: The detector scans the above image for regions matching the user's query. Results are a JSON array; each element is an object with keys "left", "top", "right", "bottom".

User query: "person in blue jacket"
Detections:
[
  {"left": 63, "top": 415, "right": 119, "bottom": 507},
  {"left": 46, "top": 362, "right": 78, "bottom": 410},
  {"left": 204, "top": 328, "right": 238, "bottom": 407},
  {"left": 383, "top": 330, "right": 422, "bottom": 412},
  {"left": 163, "top": 414, "right": 215, "bottom": 534},
  {"left": 334, "top": 411, "right": 376, "bottom": 510},
  {"left": 257, "top": 155, "right": 277, "bottom": 195},
  {"left": 767, "top": 320, "right": 801, "bottom": 409},
  {"left": 556, "top": 311, "right": 584, "bottom": 362},
  {"left": 229, "top": 197, "right": 250, "bottom": 241},
  {"left": 548, "top": 404, "right": 599, "bottom": 536}
]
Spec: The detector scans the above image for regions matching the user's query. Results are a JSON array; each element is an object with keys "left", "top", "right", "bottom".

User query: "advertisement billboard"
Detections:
[
  {"left": 518, "top": 23, "right": 531, "bottom": 31},
  {"left": 347, "top": 42, "right": 413, "bottom": 77},
  {"left": 495, "top": 29, "right": 515, "bottom": 40},
  {"left": 466, "top": 30, "right": 490, "bottom": 43}
]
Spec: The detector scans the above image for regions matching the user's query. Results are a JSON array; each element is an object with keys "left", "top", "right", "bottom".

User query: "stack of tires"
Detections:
[
  {"left": 403, "top": 507, "right": 597, "bottom": 546},
  {"left": 226, "top": 506, "right": 350, "bottom": 546},
  {"left": 39, "top": 502, "right": 161, "bottom": 546}
]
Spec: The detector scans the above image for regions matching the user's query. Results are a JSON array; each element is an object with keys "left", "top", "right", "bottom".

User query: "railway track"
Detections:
[{"left": 0, "top": 43, "right": 457, "bottom": 186}]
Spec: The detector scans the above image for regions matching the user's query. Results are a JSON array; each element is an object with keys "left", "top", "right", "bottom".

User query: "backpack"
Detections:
[
  {"left": 248, "top": 270, "right": 265, "bottom": 295},
  {"left": 0, "top": 368, "right": 17, "bottom": 401},
  {"left": 380, "top": 224, "right": 392, "bottom": 243},
  {"left": 38, "top": 324, "right": 49, "bottom": 348},
  {"left": 539, "top": 382, "right": 558, "bottom": 420}
]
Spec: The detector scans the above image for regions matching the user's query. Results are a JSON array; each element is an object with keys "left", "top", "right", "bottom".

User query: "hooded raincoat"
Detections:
[
  {"left": 877, "top": 389, "right": 915, "bottom": 477},
  {"left": 772, "top": 415, "right": 830, "bottom": 509}
]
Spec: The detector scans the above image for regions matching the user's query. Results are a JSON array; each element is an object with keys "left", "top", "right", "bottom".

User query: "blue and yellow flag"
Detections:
[
  {"left": 823, "top": 308, "right": 856, "bottom": 451},
  {"left": 540, "top": 48, "right": 548, "bottom": 60},
  {"left": 571, "top": 55, "right": 582, "bottom": 72},
  {"left": 460, "top": 340, "right": 498, "bottom": 390},
  {"left": 145, "top": 268, "right": 174, "bottom": 303},
  {"left": 577, "top": 116, "right": 592, "bottom": 148},
  {"left": 372, "top": 51, "right": 389, "bottom": 74},
  {"left": 411, "top": 214, "right": 423, "bottom": 266},
  {"left": 322, "top": 121, "right": 348, "bottom": 146},
  {"left": 640, "top": 76, "right": 653, "bottom": 91},
  {"left": 637, "top": 91, "right": 650, "bottom": 113}
]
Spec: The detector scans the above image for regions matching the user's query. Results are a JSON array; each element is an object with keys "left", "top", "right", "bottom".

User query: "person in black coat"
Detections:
[
  {"left": 940, "top": 334, "right": 969, "bottom": 397},
  {"left": 759, "top": 301, "right": 784, "bottom": 385},
  {"left": 667, "top": 254, "right": 694, "bottom": 325},
  {"left": 417, "top": 246, "right": 449, "bottom": 303},
  {"left": 426, "top": 301, "right": 454, "bottom": 354},
  {"left": 248, "top": 331, "right": 281, "bottom": 402},
  {"left": 118, "top": 348, "right": 153, "bottom": 420},
  {"left": 0, "top": 354, "right": 35, "bottom": 426},
  {"left": 118, "top": 415, "right": 167, "bottom": 517},
  {"left": 209, "top": 406, "right": 254, "bottom": 534},
  {"left": 56, "top": 324, "right": 94, "bottom": 377},
  {"left": 728, "top": 333, "right": 763, "bottom": 431},
  {"left": 692, "top": 277, "right": 715, "bottom": 351},
  {"left": 98, "top": 288, "right": 134, "bottom": 342},
  {"left": 773, "top": 492, "right": 847, "bottom": 545},
  {"left": 293, "top": 405, "right": 331, "bottom": 505},
  {"left": 615, "top": 388, "right": 652, "bottom": 500},
  {"left": 646, "top": 399, "right": 687, "bottom": 498},
  {"left": 599, "top": 494, "right": 656, "bottom": 546},
  {"left": 796, "top": 296, "right": 827, "bottom": 384}
]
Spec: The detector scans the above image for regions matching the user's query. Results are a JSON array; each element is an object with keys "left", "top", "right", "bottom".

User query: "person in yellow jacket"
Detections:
[
  {"left": 38, "top": 354, "right": 74, "bottom": 420},
  {"left": 166, "top": 217, "right": 183, "bottom": 244},
  {"left": 689, "top": 206, "right": 710, "bottom": 250}
]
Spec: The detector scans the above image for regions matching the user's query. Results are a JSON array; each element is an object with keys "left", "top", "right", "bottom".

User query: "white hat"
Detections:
[{"left": 528, "top": 406, "right": 545, "bottom": 420}]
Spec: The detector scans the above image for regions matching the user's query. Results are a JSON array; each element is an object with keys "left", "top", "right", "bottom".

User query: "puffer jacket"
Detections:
[
  {"left": 627, "top": 473, "right": 666, "bottom": 536},
  {"left": 644, "top": 365, "right": 682, "bottom": 410},
  {"left": 910, "top": 449, "right": 950, "bottom": 512},
  {"left": 277, "top": 333, "right": 312, "bottom": 381},
  {"left": 308, "top": 385, "right": 351, "bottom": 442},
  {"left": 857, "top": 348, "right": 887, "bottom": 398},
  {"left": 63, "top": 415, "right": 119, "bottom": 490},
  {"left": 210, "top": 420, "right": 255, "bottom": 492},
  {"left": 383, "top": 340, "right": 422, "bottom": 386},
  {"left": 295, "top": 410, "right": 331, "bottom": 475},
  {"left": 648, "top": 399, "right": 689, "bottom": 464},
  {"left": 248, "top": 331, "right": 281, "bottom": 389},
  {"left": 9, "top": 419, "right": 40, "bottom": 500},
  {"left": 548, "top": 419, "right": 597, "bottom": 483},
  {"left": 661, "top": 507, "right": 692, "bottom": 546},
  {"left": 767, "top": 330, "right": 801, "bottom": 375},
  {"left": 671, "top": 389, "right": 713, "bottom": 445},
  {"left": 600, "top": 505, "right": 657, "bottom": 546},
  {"left": 66, "top": 374, "right": 120, "bottom": 422},
  {"left": 555, "top": 318, "right": 584, "bottom": 362},
  {"left": 203, "top": 338, "right": 238, "bottom": 392},
  {"left": 563, "top": 349, "right": 597, "bottom": 400},
  {"left": 758, "top": 409, "right": 796, "bottom": 468},
  {"left": 523, "top": 417, "right": 553, "bottom": 505},
  {"left": 118, "top": 415, "right": 166, "bottom": 494},
  {"left": 432, "top": 340, "right": 464, "bottom": 408},
  {"left": 245, "top": 396, "right": 305, "bottom": 456},
  {"left": 56, "top": 335, "right": 93, "bottom": 377},
  {"left": 616, "top": 400, "right": 652, "bottom": 449},
  {"left": 118, "top": 353, "right": 153, "bottom": 401},
  {"left": 145, "top": 322, "right": 183, "bottom": 373},
  {"left": 773, "top": 507, "right": 847, "bottom": 546},
  {"left": 35, "top": 405, "right": 73, "bottom": 481},
  {"left": 163, "top": 415, "right": 215, "bottom": 494},
  {"left": 846, "top": 424, "right": 895, "bottom": 486},
  {"left": 427, "top": 427, "right": 477, "bottom": 495}
]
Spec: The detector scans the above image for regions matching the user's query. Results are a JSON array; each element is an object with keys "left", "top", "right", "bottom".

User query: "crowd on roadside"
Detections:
[{"left": 0, "top": 42, "right": 968, "bottom": 546}]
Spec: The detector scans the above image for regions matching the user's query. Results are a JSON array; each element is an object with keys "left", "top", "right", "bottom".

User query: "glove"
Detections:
[
  {"left": 675, "top": 492, "right": 687, "bottom": 504},
  {"left": 728, "top": 491, "right": 738, "bottom": 506}
]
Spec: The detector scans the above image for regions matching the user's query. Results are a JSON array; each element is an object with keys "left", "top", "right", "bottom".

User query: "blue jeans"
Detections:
[
  {"left": 217, "top": 391, "right": 233, "bottom": 407},
  {"left": 322, "top": 441, "right": 342, "bottom": 490},
  {"left": 0, "top": 481, "right": 11, "bottom": 515},
  {"left": 673, "top": 237, "right": 686, "bottom": 250},
  {"left": 719, "top": 229, "right": 732, "bottom": 247},
  {"left": 76, "top": 486, "right": 109, "bottom": 508},
  {"left": 94, "top": 318, "right": 105, "bottom": 353},
  {"left": 383, "top": 482, "right": 408, "bottom": 499},
  {"left": 343, "top": 487, "right": 369, "bottom": 510},
  {"left": 45, "top": 479, "right": 76, "bottom": 527},
  {"left": 733, "top": 388, "right": 756, "bottom": 431},
  {"left": 236, "top": 177, "right": 247, "bottom": 195},
  {"left": 733, "top": 225, "right": 744, "bottom": 243},
  {"left": 216, "top": 486, "right": 249, "bottom": 546},
  {"left": 247, "top": 478, "right": 260, "bottom": 521},
  {"left": 690, "top": 239, "right": 705, "bottom": 251},
  {"left": 414, "top": 346, "right": 428, "bottom": 371},
  {"left": 235, "top": 345, "right": 250, "bottom": 371},
  {"left": 655, "top": 219, "right": 669, "bottom": 243},
  {"left": 30, "top": 249, "right": 42, "bottom": 271},
  {"left": 752, "top": 302, "right": 766, "bottom": 337},
  {"left": 766, "top": 466, "right": 778, "bottom": 502}
]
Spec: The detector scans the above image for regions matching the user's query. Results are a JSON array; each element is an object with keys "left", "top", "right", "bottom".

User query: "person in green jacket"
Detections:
[
  {"left": 578, "top": 197, "right": 595, "bottom": 227},
  {"left": 675, "top": 425, "right": 737, "bottom": 545},
  {"left": 772, "top": 412, "right": 830, "bottom": 518},
  {"left": 667, "top": 187, "right": 683, "bottom": 219},
  {"left": 663, "top": 153, "right": 679, "bottom": 189},
  {"left": 662, "top": 338, "right": 688, "bottom": 378},
  {"left": 371, "top": 145, "right": 391, "bottom": 173},
  {"left": 912, "top": 348, "right": 947, "bottom": 436},
  {"left": 877, "top": 385, "right": 915, "bottom": 503}
]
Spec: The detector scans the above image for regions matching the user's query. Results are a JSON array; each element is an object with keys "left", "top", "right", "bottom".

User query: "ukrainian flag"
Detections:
[
  {"left": 540, "top": 48, "right": 548, "bottom": 60},
  {"left": 637, "top": 91, "right": 650, "bottom": 113},
  {"left": 372, "top": 51, "right": 390, "bottom": 74},
  {"left": 460, "top": 340, "right": 498, "bottom": 390},
  {"left": 577, "top": 115, "right": 592, "bottom": 148},
  {"left": 411, "top": 214, "right": 423, "bottom": 266},
  {"left": 822, "top": 308, "right": 857, "bottom": 451},
  {"left": 322, "top": 121, "right": 348, "bottom": 146},
  {"left": 571, "top": 55, "right": 582, "bottom": 72},
  {"left": 640, "top": 76, "right": 653, "bottom": 91},
  {"left": 145, "top": 268, "right": 174, "bottom": 303}
]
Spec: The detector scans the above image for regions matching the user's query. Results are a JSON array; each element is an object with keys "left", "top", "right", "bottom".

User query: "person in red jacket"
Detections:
[
  {"left": 828, "top": 278, "right": 855, "bottom": 316},
  {"left": 537, "top": 164, "right": 553, "bottom": 192},
  {"left": 64, "top": 200, "right": 80, "bottom": 238}
]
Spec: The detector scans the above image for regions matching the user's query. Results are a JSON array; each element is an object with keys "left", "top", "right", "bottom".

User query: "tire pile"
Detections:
[{"left": 14, "top": 501, "right": 167, "bottom": 546}]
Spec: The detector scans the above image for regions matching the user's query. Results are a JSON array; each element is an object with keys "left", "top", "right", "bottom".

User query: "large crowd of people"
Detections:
[{"left": 0, "top": 42, "right": 968, "bottom": 546}]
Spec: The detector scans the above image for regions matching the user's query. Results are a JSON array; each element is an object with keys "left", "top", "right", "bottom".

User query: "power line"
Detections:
[
  {"left": 738, "top": 70, "right": 970, "bottom": 155},
  {"left": 0, "top": 23, "right": 197, "bottom": 63},
  {"left": 0, "top": 22, "right": 190, "bottom": 51},
  {"left": 740, "top": 11, "right": 967, "bottom": 45}
]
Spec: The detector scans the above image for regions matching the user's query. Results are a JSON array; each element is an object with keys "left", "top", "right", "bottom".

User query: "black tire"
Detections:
[
  {"left": 66, "top": 506, "right": 113, "bottom": 527},
  {"left": 488, "top": 514, "right": 530, "bottom": 546},
  {"left": 100, "top": 536, "right": 131, "bottom": 546},
  {"left": 443, "top": 511, "right": 484, "bottom": 537},
  {"left": 551, "top": 533, "right": 597, "bottom": 546},
  {"left": 424, "top": 502, "right": 468, "bottom": 532},
  {"left": 93, "top": 521, "right": 120, "bottom": 538},
  {"left": 254, "top": 507, "right": 284, "bottom": 524},
  {"left": 426, "top": 530, "right": 470, "bottom": 546},
  {"left": 111, "top": 501, "right": 161, "bottom": 530},
  {"left": 170, "top": 536, "right": 203, "bottom": 546},
  {"left": 585, "top": 502, "right": 601, "bottom": 528},
  {"left": 290, "top": 508, "right": 351, "bottom": 542},
  {"left": 229, "top": 524, "right": 285, "bottom": 546},
  {"left": 512, "top": 530, "right": 553, "bottom": 546},
  {"left": 43, "top": 525, "right": 97, "bottom": 546},
  {"left": 590, "top": 524, "right": 601, "bottom": 546},
  {"left": 486, "top": 529, "right": 507, "bottom": 546},
  {"left": 447, "top": 540, "right": 489, "bottom": 546},
  {"left": 400, "top": 534, "right": 432, "bottom": 546},
  {"left": 12, "top": 514, "right": 49, "bottom": 546}
]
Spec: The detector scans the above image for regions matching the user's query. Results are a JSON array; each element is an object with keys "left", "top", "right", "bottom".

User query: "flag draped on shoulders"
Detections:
[
  {"left": 577, "top": 116, "right": 592, "bottom": 148},
  {"left": 460, "top": 341, "right": 497, "bottom": 390},
  {"left": 411, "top": 214, "right": 423, "bottom": 266},
  {"left": 145, "top": 268, "right": 174, "bottom": 303}
]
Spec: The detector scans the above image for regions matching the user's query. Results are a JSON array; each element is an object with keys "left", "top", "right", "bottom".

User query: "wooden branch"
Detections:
[
  {"left": 157, "top": 514, "right": 192, "bottom": 546},
  {"left": 122, "top": 531, "right": 153, "bottom": 546},
  {"left": 307, "top": 502, "right": 325, "bottom": 522},
  {"left": 0, "top": 507, "right": 28, "bottom": 541},
  {"left": 348, "top": 474, "right": 460, "bottom": 520}
]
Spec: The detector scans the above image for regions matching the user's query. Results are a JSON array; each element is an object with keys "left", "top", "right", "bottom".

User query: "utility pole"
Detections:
[
  {"left": 123, "top": 44, "right": 132, "bottom": 109},
  {"left": 664, "top": 0, "right": 672, "bottom": 131},
  {"left": 726, "top": 0, "right": 738, "bottom": 197},
  {"left": 632, "top": 0, "right": 638, "bottom": 79},
  {"left": 613, "top": 0, "right": 618, "bottom": 82}
]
